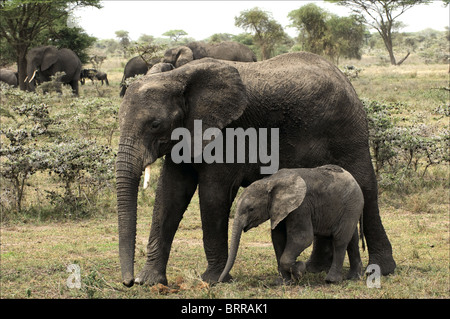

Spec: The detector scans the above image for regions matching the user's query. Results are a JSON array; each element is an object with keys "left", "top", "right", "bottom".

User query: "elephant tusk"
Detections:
[
  {"left": 24, "top": 76, "right": 28, "bottom": 82},
  {"left": 143, "top": 165, "right": 151, "bottom": 189},
  {"left": 29, "top": 69, "right": 37, "bottom": 82}
]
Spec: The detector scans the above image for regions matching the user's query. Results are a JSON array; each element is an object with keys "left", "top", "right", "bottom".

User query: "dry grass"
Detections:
[{"left": 1, "top": 188, "right": 448, "bottom": 299}]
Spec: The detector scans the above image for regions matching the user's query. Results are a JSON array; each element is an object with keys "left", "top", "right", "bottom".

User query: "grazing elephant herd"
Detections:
[{"left": 1, "top": 40, "right": 396, "bottom": 288}]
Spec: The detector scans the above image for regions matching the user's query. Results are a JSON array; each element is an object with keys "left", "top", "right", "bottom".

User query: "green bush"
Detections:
[
  {"left": 362, "top": 98, "right": 449, "bottom": 190},
  {"left": 0, "top": 85, "right": 116, "bottom": 220}
]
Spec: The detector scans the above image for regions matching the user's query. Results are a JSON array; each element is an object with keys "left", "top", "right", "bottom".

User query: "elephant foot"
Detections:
[
  {"left": 305, "top": 258, "right": 331, "bottom": 273},
  {"left": 134, "top": 264, "right": 168, "bottom": 286},
  {"left": 347, "top": 261, "right": 363, "bottom": 280},
  {"left": 347, "top": 270, "right": 362, "bottom": 280},
  {"left": 291, "top": 261, "right": 306, "bottom": 280},
  {"left": 325, "top": 270, "right": 343, "bottom": 284},
  {"left": 369, "top": 254, "right": 396, "bottom": 276}
]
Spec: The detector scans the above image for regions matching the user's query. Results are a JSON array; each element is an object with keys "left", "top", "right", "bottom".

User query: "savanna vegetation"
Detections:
[{"left": 1, "top": 0, "right": 448, "bottom": 299}]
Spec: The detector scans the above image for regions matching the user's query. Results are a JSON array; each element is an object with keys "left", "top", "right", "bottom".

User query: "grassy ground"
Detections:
[{"left": 1, "top": 54, "right": 449, "bottom": 299}]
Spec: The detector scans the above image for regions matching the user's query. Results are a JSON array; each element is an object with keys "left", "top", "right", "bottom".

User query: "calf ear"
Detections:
[{"left": 267, "top": 171, "right": 307, "bottom": 230}]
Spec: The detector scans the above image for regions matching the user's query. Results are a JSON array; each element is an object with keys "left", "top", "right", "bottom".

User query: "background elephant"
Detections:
[
  {"left": 95, "top": 71, "right": 109, "bottom": 85},
  {"left": 80, "top": 69, "right": 109, "bottom": 86},
  {"left": 163, "top": 41, "right": 257, "bottom": 68},
  {"left": 219, "top": 165, "right": 365, "bottom": 284},
  {"left": 0, "top": 69, "right": 18, "bottom": 87},
  {"left": 80, "top": 68, "right": 96, "bottom": 85},
  {"left": 26, "top": 46, "right": 82, "bottom": 95},
  {"left": 116, "top": 52, "right": 395, "bottom": 288},
  {"left": 119, "top": 56, "right": 160, "bottom": 97}
]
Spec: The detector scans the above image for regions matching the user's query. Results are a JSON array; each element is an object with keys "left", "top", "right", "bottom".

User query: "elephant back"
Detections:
[{"left": 186, "top": 42, "right": 208, "bottom": 59}]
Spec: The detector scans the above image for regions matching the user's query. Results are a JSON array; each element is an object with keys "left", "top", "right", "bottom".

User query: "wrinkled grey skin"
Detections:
[
  {"left": 219, "top": 165, "right": 365, "bottom": 284},
  {"left": 116, "top": 52, "right": 395, "bottom": 288},
  {"left": 26, "top": 46, "right": 81, "bottom": 95},
  {"left": 0, "top": 69, "right": 18, "bottom": 87},
  {"left": 163, "top": 41, "right": 256, "bottom": 68},
  {"left": 119, "top": 56, "right": 161, "bottom": 97},
  {"left": 146, "top": 62, "right": 174, "bottom": 75}
]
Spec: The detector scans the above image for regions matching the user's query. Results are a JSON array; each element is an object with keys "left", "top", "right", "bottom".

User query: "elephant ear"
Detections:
[
  {"left": 267, "top": 170, "right": 307, "bottom": 230},
  {"left": 177, "top": 58, "right": 247, "bottom": 147},
  {"left": 41, "top": 47, "right": 58, "bottom": 71},
  {"left": 174, "top": 46, "right": 194, "bottom": 68}
]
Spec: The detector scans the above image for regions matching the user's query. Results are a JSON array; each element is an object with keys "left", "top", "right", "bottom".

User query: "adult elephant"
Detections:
[
  {"left": 163, "top": 41, "right": 256, "bottom": 68},
  {"left": 116, "top": 52, "right": 396, "bottom": 287},
  {"left": 26, "top": 46, "right": 81, "bottom": 95},
  {"left": 119, "top": 56, "right": 160, "bottom": 97},
  {"left": 0, "top": 69, "right": 18, "bottom": 87}
]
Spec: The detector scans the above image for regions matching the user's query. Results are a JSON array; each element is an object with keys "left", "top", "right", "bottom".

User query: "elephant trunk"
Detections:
[
  {"left": 116, "top": 139, "right": 143, "bottom": 287},
  {"left": 219, "top": 217, "right": 245, "bottom": 282}
]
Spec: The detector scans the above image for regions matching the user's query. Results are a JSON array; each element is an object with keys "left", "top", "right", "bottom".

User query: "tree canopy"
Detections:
[
  {"left": 328, "top": 0, "right": 432, "bottom": 65},
  {"left": 162, "top": 29, "right": 188, "bottom": 43},
  {"left": 288, "top": 3, "right": 366, "bottom": 64},
  {"left": 235, "top": 7, "right": 287, "bottom": 60}
]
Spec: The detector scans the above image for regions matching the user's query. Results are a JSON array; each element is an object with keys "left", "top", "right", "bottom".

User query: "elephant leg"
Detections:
[
  {"left": 198, "top": 173, "right": 239, "bottom": 283},
  {"left": 135, "top": 159, "right": 198, "bottom": 286},
  {"left": 346, "top": 228, "right": 363, "bottom": 280},
  {"left": 346, "top": 158, "right": 396, "bottom": 276},
  {"left": 70, "top": 79, "right": 79, "bottom": 96},
  {"left": 306, "top": 236, "right": 333, "bottom": 273},
  {"left": 279, "top": 213, "right": 313, "bottom": 283},
  {"left": 279, "top": 236, "right": 311, "bottom": 283},
  {"left": 271, "top": 220, "right": 287, "bottom": 271},
  {"left": 362, "top": 188, "right": 395, "bottom": 275},
  {"left": 325, "top": 239, "right": 347, "bottom": 283}
]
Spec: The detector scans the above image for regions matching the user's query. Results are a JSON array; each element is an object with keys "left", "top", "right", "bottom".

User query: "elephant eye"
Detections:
[{"left": 150, "top": 120, "right": 161, "bottom": 131}]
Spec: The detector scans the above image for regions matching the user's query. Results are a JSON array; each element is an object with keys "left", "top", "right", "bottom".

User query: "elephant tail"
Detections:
[{"left": 359, "top": 214, "right": 366, "bottom": 252}]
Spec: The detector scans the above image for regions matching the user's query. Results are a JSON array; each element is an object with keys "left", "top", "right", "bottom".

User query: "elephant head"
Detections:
[
  {"left": 163, "top": 46, "right": 194, "bottom": 67},
  {"left": 26, "top": 46, "right": 59, "bottom": 90},
  {"left": 218, "top": 170, "right": 307, "bottom": 282},
  {"left": 116, "top": 59, "right": 248, "bottom": 286}
]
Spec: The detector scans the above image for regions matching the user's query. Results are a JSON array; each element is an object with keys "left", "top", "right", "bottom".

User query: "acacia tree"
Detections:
[
  {"left": 235, "top": 7, "right": 287, "bottom": 60},
  {"left": 0, "top": 0, "right": 101, "bottom": 90},
  {"left": 288, "top": 3, "right": 329, "bottom": 55},
  {"left": 115, "top": 30, "right": 131, "bottom": 58},
  {"left": 329, "top": 0, "right": 431, "bottom": 65},
  {"left": 162, "top": 29, "right": 188, "bottom": 43},
  {"left": 289, "top": 3, "right": 365, "bottom": 64}
]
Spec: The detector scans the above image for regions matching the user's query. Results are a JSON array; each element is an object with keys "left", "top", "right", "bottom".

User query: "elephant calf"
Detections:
[{"left": 219, "top": 165, "right": 365, "bottom": 284}]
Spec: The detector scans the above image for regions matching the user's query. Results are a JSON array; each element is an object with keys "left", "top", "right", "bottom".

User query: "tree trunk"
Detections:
[
  {"left": 385, "top": 38, "right": 397, "bottom": 65},
  {"left": 16, "top": 46, "right": 29, "bottom": 91}
]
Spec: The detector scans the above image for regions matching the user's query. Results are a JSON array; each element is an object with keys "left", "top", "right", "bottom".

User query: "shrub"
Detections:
[
  {"left": 362, "top": 98, "right": 449, "bottom": 187},
  {"left": 0, "top": 85, "right": 116, "bottom": 219},
  {"left": 0, "top": 93, "right": 53, "bottom": 211}
]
